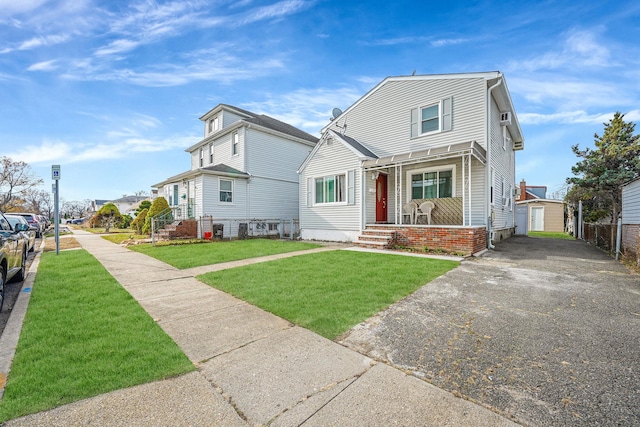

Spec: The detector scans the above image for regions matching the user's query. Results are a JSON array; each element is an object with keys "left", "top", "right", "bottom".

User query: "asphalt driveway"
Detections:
[{"left": 340, "top": 236, "right": 640, "bottom": 426}]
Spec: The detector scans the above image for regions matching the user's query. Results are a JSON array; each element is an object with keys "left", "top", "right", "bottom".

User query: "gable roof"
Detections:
[
  {"left": 322, "top": 71, "right": 523, "bottom": 146},
  {"left": 189, "top": 104, "right": 318, "bottom": 152},
  {"left": 298, "top": 130, "right": 377, "bottom": 173},
  {"left": 152, "top": 163, "right": 250, "bottom": 188},
  {"left": 244, "top": 114, "right": 318, "bottom": 144}
]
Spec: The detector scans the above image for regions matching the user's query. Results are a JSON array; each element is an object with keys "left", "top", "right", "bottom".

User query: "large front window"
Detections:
[
  {"left": 411, "top": 169, "right": 453, "bottom": 199},
  {"left": 315, "top": 174, "right": 346, "bottom": 204}
]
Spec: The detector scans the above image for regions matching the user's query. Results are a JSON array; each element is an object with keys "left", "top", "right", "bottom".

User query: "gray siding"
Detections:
[
  {"left": 622, "top": 179, "right": 640, "bottom": 224},
  {"left": 326, "top": 77, "right": 487, "bottom": 155},
  {"left": 489, "top": 97, "right": 516, "bottom": 231},
  {"left": 247, "top": 177, "right": 299, "bottom": 219},
  {"left": 245, "top": 128, "right": 312, "bottom": 183},
  {"left": 201, "top": 174, "right": 249, "bottom": 219},
  {"left": 300, "top": 141, "right": 361, "bottom": 231}
]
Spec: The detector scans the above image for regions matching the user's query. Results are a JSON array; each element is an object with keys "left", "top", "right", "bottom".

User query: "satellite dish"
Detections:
[{"left": 331, "top": 108, "right": 343, "bottom": 119}]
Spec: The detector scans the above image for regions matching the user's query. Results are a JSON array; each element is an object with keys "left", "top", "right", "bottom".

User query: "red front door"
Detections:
[{"left": 375, "top": 173, "right": 388, "bottom": 223}]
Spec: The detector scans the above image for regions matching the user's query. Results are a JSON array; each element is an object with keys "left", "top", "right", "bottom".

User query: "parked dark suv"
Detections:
[{"left": 0, "top": 212, "right": 29, "bottom": 311}]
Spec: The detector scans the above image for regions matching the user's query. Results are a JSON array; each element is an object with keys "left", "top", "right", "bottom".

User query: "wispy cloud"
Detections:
[
  {"left": 507, "top": 28, "right": 612, "bottom": 73},
  {"left": 237, "top": 0, "right": 312, "bottom": 25},
  {"left": 519, "top": 110, "right": 617, "bottom": 125},
  {"left": 431, "top": 37, "right": 467, "bottom": 47},
  {"left": 27, "top": 60, "right": 58, "bottom": 71},
  {"left": 243, "top": 86, "right": 365, "bottom": 134},
  {"left": 6, "top": 113, "right": 196, "bottom": 165},
  {"left": 0, "top": 0, "right": 49, "bottom": 16}
]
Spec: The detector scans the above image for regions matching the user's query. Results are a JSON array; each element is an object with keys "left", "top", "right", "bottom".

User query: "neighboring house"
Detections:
[
  {"left": 90, "top": 199, "right": 109, "bottom": 213},
  {"left": 515, "top": 180, "right": 565, "bottom": 233},
  {"left": 108, "top": 195, "right": 149, "bottom": 217},
  {"left": 298, "top": 71, "right": 524, "bottom": 255},
  {"left": 153, "top": 104, "right": 318, "bottom": 237},
  {"left": 621, "top": 177, "right": 640, "bottom": 264}
]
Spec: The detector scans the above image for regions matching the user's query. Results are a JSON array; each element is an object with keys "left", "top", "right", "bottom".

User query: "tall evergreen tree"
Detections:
[{"left": 567, "top": 112, "right": 640, "bottom": 223}]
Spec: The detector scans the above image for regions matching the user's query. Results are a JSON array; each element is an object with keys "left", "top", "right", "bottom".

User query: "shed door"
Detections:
[{"left": 531, "top": 206, "right": 544, "bottom": 231}]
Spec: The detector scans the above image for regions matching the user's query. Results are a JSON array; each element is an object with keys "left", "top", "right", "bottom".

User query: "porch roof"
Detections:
[{"left": 361, "top": 140, "right": 486, "bottom": 169}]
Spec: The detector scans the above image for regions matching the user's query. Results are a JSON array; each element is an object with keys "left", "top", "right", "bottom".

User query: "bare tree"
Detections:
[{"left": 0, "top": 156, "right": 44, "bottom": 212}]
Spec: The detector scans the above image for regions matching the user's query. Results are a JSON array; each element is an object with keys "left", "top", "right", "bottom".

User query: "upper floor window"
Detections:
[
  {"left": 219, "top": 179, "right": 233, "bottom": 203},
  {"left": 208, "top": 116, "right": 219, "bottom": 133},
  {"left": 199, "top": 147, "right": 204, "bottom": 167},
  {"left": 315, "top": 174, "right": 346, "bottom": 204},
  {"left": 209, "top": 143, "right": 214, "bottom": 163},
  {"left": 410, "top": 97, "right": 452, "bottom": 138},
  {"left": 410, "top": 167, "right": 454, "bottom": 199},
  {"left": 232, "top": 132, "right": 239, "bottom": 156}
]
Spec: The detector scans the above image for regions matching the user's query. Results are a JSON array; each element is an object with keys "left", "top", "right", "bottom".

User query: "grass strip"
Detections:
[
  {"left": 528, "top": 231, "right": 575, "bottom": 240},
  {"left": 130, "top": 238, "right": 322, "bottom": 269},
  {"left": 0, "top": 250, "right": 194, "bottom": 422},
  {"left": 101, "top": 233, "right": 148, "bottom": 244},
  {"left": 197, "top": 250, "right": 458, "bottom": 340}
]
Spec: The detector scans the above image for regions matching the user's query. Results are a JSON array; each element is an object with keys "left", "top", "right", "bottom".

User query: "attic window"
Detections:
[{"left": 209, "top": 116, "right": 219, "bottom": 133}]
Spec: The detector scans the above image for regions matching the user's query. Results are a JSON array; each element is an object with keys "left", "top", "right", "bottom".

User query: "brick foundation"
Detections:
[
  {"left": 621, "top": 224, "right": 640, "bottom": 266},
  {"left": 369, "top": 225, "right": 487, "bottom": 256}
]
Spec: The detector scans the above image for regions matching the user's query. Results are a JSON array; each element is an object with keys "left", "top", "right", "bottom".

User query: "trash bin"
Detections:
[
  {"left": 238, "top": 223, "right": 248, "bottom": 239},
  {"left": 213, "top": 223, "right": 224, "bottom": 238},
  {"left": 203, "top": 231, "right": 212, "bottom": 240}
]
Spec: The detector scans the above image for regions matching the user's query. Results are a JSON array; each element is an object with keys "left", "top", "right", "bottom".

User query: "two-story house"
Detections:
[
  {"left": 298, "top": 72, "right": 524, "bottom": 255},
  {"left": 153, "top": 104, "right": 318, "bottom": 237}
]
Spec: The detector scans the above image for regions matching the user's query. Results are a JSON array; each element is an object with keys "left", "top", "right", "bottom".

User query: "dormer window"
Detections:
[{"left": 208, "top": 116, "right": 220, "bottom": 133}]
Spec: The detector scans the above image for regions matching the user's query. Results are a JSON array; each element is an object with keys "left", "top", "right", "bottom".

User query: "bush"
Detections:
[
  {"left": 131, "top": 208, "right": 148, "bottom": 234},
  {"left": 142, "top": 197, "right": 171, "bottom": 234},
  {"left": 90, "top": 203, "right": 122, "bottom": 233}
]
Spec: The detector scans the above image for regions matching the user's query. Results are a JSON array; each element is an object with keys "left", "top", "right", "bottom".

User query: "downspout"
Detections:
[{"left": 486, "top": 76, "right": 503, "bottom": 249}]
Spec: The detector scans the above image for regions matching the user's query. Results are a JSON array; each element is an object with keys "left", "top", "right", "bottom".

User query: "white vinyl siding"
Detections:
[
  {"left": 488, "top": 96, "right": 516, "bottom": 230},
  {"left": 336, "top": 78, "right": 484, "bottom": 156},
  {"left": 410, "top": 96, "right": 453, "bottom": 138},
  {"left": 622, "top": 179, "right": 640, "bottom": 224},
  {"left": 300, "top": 141, "right": 360, "bottom": 231}
]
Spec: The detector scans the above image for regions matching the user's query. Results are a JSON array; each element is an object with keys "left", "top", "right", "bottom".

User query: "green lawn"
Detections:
[
  {"left": 528, "top": 231, "right": 575, "bottom": 240},
  {"left": 130, "top": 238, "right": 322, "bottom": 269},
  {"left": 0, "top": 250, "right": 194, "bottom": 423},
  {"left": 197, "top": 250, "right": 459, "bottom": 339}
]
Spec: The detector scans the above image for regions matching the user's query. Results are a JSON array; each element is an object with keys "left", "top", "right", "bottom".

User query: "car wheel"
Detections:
[
  {"left": 13, "top": 249, "right": 27, "bottom": 282},
  {"left": 0, "top": 264, "right": 5, "bottom": 312}
]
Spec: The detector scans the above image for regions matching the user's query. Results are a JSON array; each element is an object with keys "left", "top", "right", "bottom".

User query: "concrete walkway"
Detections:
[{"left": 3, "top": 231, "right": 518, "bottom": 426}]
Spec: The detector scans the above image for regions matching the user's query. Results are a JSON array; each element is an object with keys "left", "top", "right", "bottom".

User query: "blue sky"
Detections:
[{"left": 1, "top": 0, "right": 639, "bottom": 203}]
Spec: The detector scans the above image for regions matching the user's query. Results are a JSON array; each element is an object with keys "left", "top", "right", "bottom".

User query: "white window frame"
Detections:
[
  {"left": 406, "top": 164, "right": 456, "bottom": 201},
  {"left": 209, "top": 116, "right": 219, "bottom": 134},
  {"left": 219, "top": 178, "right": 234, "bottom": 203},
  {"left": 420, "top": 102, "right": 441, "bottom": 135},
  {"left": 490, "top": 168, "right": 495, "bottom": 206},
  {"left": 232, "top": 132, "right": 239, "bottom": 156},
  {"left": 411, "top": 97, "right": 452, "bottom": 138},
  {"left": 199, "top": 147, "right": 204, "bottom": 167},
  {"left": 313, "top": 172, "right": 347, "bottom": 205},
  {"left": 209, "top": 143, "right": 214, "bottom": 164}
]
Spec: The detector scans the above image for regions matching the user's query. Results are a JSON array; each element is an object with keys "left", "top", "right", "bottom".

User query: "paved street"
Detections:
[{"left": 340, "top": 236, "right": 640, "bottom": 426}]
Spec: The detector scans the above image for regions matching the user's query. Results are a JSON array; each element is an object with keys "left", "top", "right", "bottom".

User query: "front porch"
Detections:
[
  {"left": 356, "top": 224, "right": 487, "bottom": 256},
  {"left": 356, "top": 141, "right": 488, "bottom": 255}
]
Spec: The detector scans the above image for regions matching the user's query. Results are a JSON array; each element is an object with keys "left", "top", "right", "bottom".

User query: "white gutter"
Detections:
[{"left": 486, "top": 76, "right": 503, "bottom": 249}]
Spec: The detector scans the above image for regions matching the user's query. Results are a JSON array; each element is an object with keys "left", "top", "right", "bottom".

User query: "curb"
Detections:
[{"left": 0, "top": 240, "right": 45, "bottom": 400}]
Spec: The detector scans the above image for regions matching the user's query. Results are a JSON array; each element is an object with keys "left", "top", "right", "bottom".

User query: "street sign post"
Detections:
[{"left": 52, "top": 165, "right": 61, "bottom": 254}]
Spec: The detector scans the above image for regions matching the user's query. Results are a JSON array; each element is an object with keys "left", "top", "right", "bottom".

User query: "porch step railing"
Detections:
[{"left": 355, "top": 227, "right": 396, "bottom": 249}]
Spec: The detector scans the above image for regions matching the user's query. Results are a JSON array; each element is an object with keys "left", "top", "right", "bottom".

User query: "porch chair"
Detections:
[
  {"left": 416, "top": 201, "right": 435, "bottom": 225},
  {"left": 402, "top": 201, "right": 418, "bottom": 224}
]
